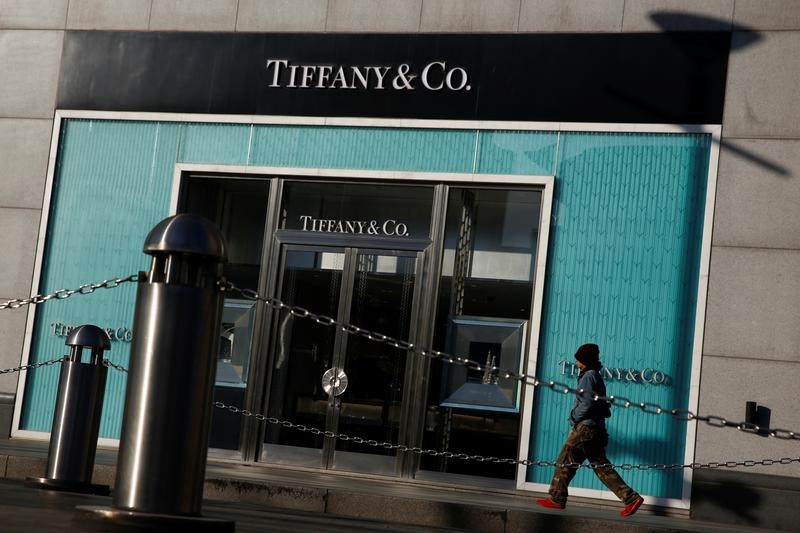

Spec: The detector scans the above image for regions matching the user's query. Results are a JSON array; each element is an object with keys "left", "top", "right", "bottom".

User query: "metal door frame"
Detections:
[
  {"left": 174, "top": 170, "right": 551, "bottom": 485},
  {"left": 237, "top": 176, "right": 444, "bottom": 477},
  {"left": 261, "top": 234, "right": 429, "bottom": 473}
]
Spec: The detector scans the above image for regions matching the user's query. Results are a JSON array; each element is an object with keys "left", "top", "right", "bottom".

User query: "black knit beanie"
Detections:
[{"left": 574, "top": 343, "right": 600, "bottom": 368}]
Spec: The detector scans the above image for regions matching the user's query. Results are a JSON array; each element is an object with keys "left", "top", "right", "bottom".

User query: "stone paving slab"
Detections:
[
  {"left": 0, "top": 478, "right": 466, "bottom": 533},
  {"left": 0, "top": 476, "right": 777, "bottom": 533},
  {"left": 0, "top": 439, "right": 779, "bottom": 533}
]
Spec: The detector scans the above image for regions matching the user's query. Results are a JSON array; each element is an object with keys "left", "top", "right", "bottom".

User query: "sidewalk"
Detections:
[
  {"left": 0, "top": 477, "right": 776, "bottom": 533},
  {"left": 0, "top": 478, "right": 466, "bottom": 533},
  {"left": 0, "top": 439, "right": 776, "bottom": 533}
]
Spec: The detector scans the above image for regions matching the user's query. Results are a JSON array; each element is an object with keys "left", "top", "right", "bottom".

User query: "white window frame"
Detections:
[{"left": 12, "top": 110, "right": 720, "bottom": 511}]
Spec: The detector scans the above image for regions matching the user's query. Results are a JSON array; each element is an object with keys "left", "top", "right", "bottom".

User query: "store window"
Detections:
[
  {"left": 14, "top": 114, "right": 708, "bottom": 504},
  {"left": 421, "top": 188, "right": 542, "bottom": 480},
  {"left": 179, "top": 176, "right": 270, "bottom": 450}
]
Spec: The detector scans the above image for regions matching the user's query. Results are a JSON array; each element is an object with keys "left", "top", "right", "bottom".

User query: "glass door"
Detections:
[
  {"left": 178, "top": 176, "right": 270, "bottom": 453},
  {"left": 263, "top": 246, "right": 346, "bottom": 467},
  {"left": 330, "top": 250, "right": 417, "bottom": 474},
  {"left": 263, "top": 245, "right": 420, "bottom": 475}
]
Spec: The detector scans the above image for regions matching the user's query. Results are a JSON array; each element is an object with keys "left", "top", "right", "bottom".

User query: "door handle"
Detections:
[{"left": 322, "top": 367, "right": 348, "bottom": 397}]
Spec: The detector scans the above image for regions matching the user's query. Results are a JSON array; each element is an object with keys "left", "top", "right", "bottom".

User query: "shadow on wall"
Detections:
[
  {"left": 746, "top": 402, "right": 772, "bottom": 437},
  {"left": 608, "top": 434, "right": 674, "bottom": 464},
  {"left": 609, "top": 432, "right": 685, "bottom": 499},
  {"left": 612, "top": 11, "right": 790, "bottom": 178},
  {"left": 693, "top": 470, "right": 800, "bottom": 531},
  {"left": 692, "top": 476, "right": 762, "bottom": 525},
  {"left": 755, "top": 405, "right": 772, "bottom": 436}
]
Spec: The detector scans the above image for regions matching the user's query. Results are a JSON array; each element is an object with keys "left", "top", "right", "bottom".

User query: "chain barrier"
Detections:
[
  {"left": 221, "top": 281, "right": 800, "bottom": 443},
  {"left": 2, "top": 358, "right": 796, "bottom": 472},
  {"left": 0, "top": 273, "right": 135, "bottom": 377},
  {"left": 1, "top": 358, "right": 128, "bottom": 375},
  {"left": 1, "top": 271, "right": 797, "bottom": 469},
  {"left": 0, "top": 274, "right": 140, "bottom": 310},
  {"left": 0, "top": 357, "right": 64, "bottom": 375},
  {"left": 92, "top": 364, "right": 800, "bottom": 471},
  {"left": 213, "top": 400, "right": 800, "bottom": 471},
  {"left": 2, "top": 273, "right": 796, "bottom": 441}
]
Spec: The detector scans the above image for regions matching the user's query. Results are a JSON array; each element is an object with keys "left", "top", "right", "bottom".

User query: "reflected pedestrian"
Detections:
[{"left": 535, "top": 343, "right": 644, "bottom": 517}]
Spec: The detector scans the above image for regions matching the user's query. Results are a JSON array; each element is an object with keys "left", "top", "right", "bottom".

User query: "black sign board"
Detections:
[{"left": 58, "top": 31, "right": 730, "bottom": 124}]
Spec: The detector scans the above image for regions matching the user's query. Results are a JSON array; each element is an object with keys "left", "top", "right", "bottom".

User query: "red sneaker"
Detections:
[
  {"left": 620, "top": 496, "right": 644, "bottom": 517},
  {"left": 535, "top": 498, "right": 565, "bottom": 510}
]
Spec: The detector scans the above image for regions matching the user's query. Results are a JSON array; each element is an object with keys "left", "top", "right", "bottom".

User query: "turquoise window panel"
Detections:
[
  {"left": 476, "top": 130, "right": 559, "bottom": 176},
  {"left": 178, "top": 123, "right": 252, "bottom": 165},
  {"left": 526, "top": 132, "right": 711, "bottom": 500},
  {"left": 21, "top": 119, "right": 180, "bottom": 438},
  {"left": 19, "top": 120, "right": 478, "bottom": 439},
  {"left": 249, "top": 126, "right": 475, "bottom": 173},
  {"left": 19, "top": 117, "right": 711, "bottom": 504}
]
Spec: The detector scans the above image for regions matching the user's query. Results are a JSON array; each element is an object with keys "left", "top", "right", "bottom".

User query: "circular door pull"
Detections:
[{"left": 322, "top": 367, "right": 348, "bottom": 396}]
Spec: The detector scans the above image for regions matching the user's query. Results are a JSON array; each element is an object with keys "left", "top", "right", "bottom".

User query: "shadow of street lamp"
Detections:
[{"left": 608, "top": 11, "right": 789, "bottom": 177}]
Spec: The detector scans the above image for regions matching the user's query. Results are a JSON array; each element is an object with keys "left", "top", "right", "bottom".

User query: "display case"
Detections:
[{"left": 440, "top": 316, "right": 527, "bottom": 413}]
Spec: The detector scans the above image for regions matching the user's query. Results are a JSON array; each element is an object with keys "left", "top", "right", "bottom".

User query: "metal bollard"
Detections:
[
  {"left": 26, "top": 325, "right": 111, "bottom": 495},
  {"left": 77, "top": 214, "right": 234, "bottom": 532}
]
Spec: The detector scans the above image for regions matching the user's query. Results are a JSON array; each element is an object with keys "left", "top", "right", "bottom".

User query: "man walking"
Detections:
[{"left": 535, "top": 343, "right": 644, "bottom": 517}]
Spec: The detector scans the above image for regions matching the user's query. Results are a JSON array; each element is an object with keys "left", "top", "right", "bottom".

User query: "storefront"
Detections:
[{"left": 11, "top": 31, "right": 727, "bottom": 509}]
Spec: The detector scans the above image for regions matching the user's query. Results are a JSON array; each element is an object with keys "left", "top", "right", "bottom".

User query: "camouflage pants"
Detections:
[{"left": 548, "top": 423, "right": 639, "bottom": 505}]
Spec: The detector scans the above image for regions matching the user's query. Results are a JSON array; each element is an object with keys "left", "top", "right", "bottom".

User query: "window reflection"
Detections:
[
  {"left": 422, "top": 187, "right": 541, "bottom": 480},
  {"left": 216, "top": 300, "right": 255, "bottom": 387},
  {"left": 440, "top": 189, "right": 540, "bottom": 282},
  {"left": 180, "top": 176, "right": 270, "bottom": 451},
  {"left": 181, "top": 177, "right": 269, "bottom": 289}
]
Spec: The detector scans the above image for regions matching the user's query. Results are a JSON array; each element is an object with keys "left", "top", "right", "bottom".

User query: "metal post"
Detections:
[
  {"left": 26, "top": 325, "right": 111, "bottom": 495},
  {"left": 77, "top": 214, "right": 234, "bottom": 532}
]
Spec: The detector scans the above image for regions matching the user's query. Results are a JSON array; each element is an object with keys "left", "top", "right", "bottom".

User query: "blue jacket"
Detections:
[{"left": 569, "top": 368, "right": 611, "bottom": 427}]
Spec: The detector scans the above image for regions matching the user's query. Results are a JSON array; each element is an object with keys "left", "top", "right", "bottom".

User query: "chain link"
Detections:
[
  {"left": 223, "top": 281, "right": 800, "bottom": 442},
  {"left": 102, "top": 359, "right": 129, "bottom": 373},
  {"left": 0, "top": 357, "right": 64, "bottom": 375},
  {"left": 0, "top": 274, "right": 140, "bottom": 310}
]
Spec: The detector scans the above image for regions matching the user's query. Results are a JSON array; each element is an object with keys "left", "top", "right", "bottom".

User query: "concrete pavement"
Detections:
[
  {"left": 0, "top": 477, "right": 778, "bottom": 533},
  {"left": 0, "top": 438, "right": 782, "bottom": 532}
]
